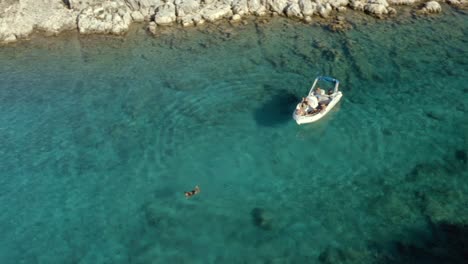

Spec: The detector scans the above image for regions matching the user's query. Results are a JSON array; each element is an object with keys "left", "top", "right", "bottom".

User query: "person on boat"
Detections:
[
  {"left": 184, "top": 185, "right": 200, "bottom": 198},
  {"left": 306, "top": 95, "right": 318, "bottom": 109},
  {"left": 296, "top": 106, "right": 305, "bottom": 116},
  {"left": 297, "top": 97, "right": 308, "bottom": 115},
  {"left": 319, "top": 103, "right": 327, "bottom": 113},
  {"left": 315, "top": 87, "right": 325, "bottom": 96}
]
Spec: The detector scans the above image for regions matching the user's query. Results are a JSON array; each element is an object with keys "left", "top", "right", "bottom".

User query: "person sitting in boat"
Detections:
[
  {"left": 296, "top": 106, "right": 306, "bottom": 116},
  {"left": 315, "top": 87, "right": 326, "bottom": 96},
  {"left": 319, "top": 103, "right": 327, "bottom": 113},
  {"left": 306, "top": 95, "right": 318, "bottom": 109}
]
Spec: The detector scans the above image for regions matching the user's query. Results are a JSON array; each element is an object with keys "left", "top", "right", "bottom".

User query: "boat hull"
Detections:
[{"left": 293, "top": 92, "right": 342, "bottom": 124}]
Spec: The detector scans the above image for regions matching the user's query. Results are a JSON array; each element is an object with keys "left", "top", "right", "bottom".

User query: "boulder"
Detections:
[
  {"left": 131, "top": 10, "right": 145, "bottom": 22},
  {"left": 364, "top": 0, "right": 389, "bottom": 16},
  {"left": 266, "top": 0, "right": 289, "bottom": 14},
  {"left": 125, "top": 0, "right": 164, "bottom": 21},
  {"left": 231, "top": 13, "right": 242, "bottom": 20},
  {"left": 175, "top": 0, "right": 201, "bottom": 17},
  {"left": 77, "top": 1, "right": 133, "bottom": 34},
  {"left": 147, "top": 21, "right": 157, "bottom": 34},
  {"left": 349, "top": 0, "right": 365, "bottom": 11},
  {"left": 299, "top": 0, "right": 316, "bottom": 16},
  {"left": 37, "top": 10, "right": 79, "bottom": 34},
  {"left": 420, "top": 1, "right": 442, "bottom": 13},
  {"left": 154, "top": 2, "right": 177, "bottom": 25},
  {"left": 248, "top": 0, "right": 268, "bottom": 16},
  {"left": 179, "top": 15, "right": 195, "bottom": 27},
  {"left": 387, "top": 0, "right": 417, "bottom": 5},
  {"left": 285, "top": 2, "right": 303, "bottom": 18},
  {"left": 317, "top": 3, "right": 333, "bottom": 17},
  {"left": 192, "top": 14, "right": 205, "bottom": 25},
  {"left": 202, "top": 3, "right": 233, "bottom": 22},
  {"left": 69, "top": 0, "right": 101, "bottom": 10},
  {"left": 232, "top": 0, "right": 250, "bottom": 15},
  {"left": 337, "top": 6, "right": 347, "bottom": 11},
  {"left": 329, "top": 0, "right": 349, "bottom": 8},
  {"left": 446, "top": 0, "right": 467, "bottom": 7}
]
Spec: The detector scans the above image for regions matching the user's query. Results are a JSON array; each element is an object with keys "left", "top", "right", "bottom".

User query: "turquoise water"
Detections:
[{"left": 1, "top": 10, "right": 467, "bottom": 264}]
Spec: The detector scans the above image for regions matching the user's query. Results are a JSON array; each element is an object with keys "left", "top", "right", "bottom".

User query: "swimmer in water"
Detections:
[{"left": 184, "top": 185, "right": 200, "bottom": 198}]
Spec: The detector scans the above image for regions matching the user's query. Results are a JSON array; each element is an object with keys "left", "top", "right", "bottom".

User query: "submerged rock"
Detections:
[
  {"left": 318, "top": 246, "right": 376, "bottom": 264},
  {"left": 455, "top": 149, "right": 467, "bottom": 164},
  {"left": 251, "top": 207, "right": 274, "bottom": 230},
  {"left": 328, "top": 16, "right": 353, "bottom": 32}
]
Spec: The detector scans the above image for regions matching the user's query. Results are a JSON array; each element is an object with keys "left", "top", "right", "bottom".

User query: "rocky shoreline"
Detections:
[{"left": 0, "top": 0, "right": 466, "bottom": 44}]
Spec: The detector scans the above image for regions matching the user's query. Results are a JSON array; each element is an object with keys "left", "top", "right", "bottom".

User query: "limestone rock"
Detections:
[
  {"left": 175, "top": 0, "right": 201, "bottom": 17},
  {"left": 387, "top": 0, "right": 417, "bottom": 5},
  {"left": 364, "top": 0, "right": 389, "bottom": 16},
  {"left": 0, "top": 0, "right": 79, "bottom": 43},
  {"left": 125, "top": 0, "right": 164, "bottom": 21},
  {"left": 317, "top": 3, "right": 333, "bottom": 17},
  {"left": 202, "top": 3, "right": 233, "bottom": 22},
  {"left": 147, "top": 21, "right": 157, "bottom": 34},
  {"left": 446, "top": 0, "right": 467, "bottom": 8},
  {"left": 286, "top": 2, "right": 303, "bottom": 18},
  {"left": 329, "top": 0, "right": 349, "bottom": 8},
  {"left": 420, "top": 1, "right": 442, "bottom": 13},
  {"left": 328, "top": 16, "right": 352, "bottom": 32},
  {"left": 349, "top": 0, "right": 365, "bottom": 11},
  {"left": 248, "top": 0, "right": 268, "bottom": 16},
  {"left": 69, "top": 0, "right": 100, "bottom": 10},
  {"left": 299, "top": 0, "right": 317, "bottom": 16},
  {"left": 179, "top": 15, "right": 194, "bottom": 27},
  {"left": 232, "top": 0, "right": 250, "bottom": 15},
  {"left": 193, "top": 14, "right": 205, "bottom": 25},
  {"left": 154, "top": 2, "right": 177, "bottom": 25},
  {"left": 231, "top": 13, "right": 242, "bottom": 21},
  {"left": 266, "top": 0, "right": 289, "bottom": 14},
  {"left": 77, "top": 1, "right": 133, "bottom": 34},
  {"left": 131, "top": 10, "right": 145, "bottom": 22},
  {"left": 337, "top": 6, "right": 347, "bottom": 11}
]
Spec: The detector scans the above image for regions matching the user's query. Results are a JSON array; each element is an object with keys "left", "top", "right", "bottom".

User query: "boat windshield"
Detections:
[{"left": 313, "top": 78, "right": 337, "bottom": 95}]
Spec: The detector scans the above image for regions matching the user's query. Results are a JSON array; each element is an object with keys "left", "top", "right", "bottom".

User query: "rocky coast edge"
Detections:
[{"left": 0, "top": 0, "right": 466, "bottom": 44}]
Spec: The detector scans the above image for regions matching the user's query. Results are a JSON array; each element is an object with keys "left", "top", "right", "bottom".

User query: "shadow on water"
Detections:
[
  {"left": 318, "top": 222, "right": 468, "bottom": 264},
  {"left": 254, "top": 89, "right": 299, "bottom": 127},
  {"left": 380, "top": 221, "right": 468, "bottom": 264}
]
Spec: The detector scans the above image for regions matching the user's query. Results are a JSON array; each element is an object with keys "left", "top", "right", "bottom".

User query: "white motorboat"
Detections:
[{"left": 293, "top": 76, "right": 343, "bottom": 125}]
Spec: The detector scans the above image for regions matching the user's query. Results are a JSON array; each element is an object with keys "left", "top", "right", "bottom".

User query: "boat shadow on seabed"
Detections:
[{"left": 254, "top": 90, "right": 299, "bottom": 127}]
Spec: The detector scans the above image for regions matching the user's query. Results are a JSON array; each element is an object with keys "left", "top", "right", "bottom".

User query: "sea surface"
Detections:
[{"left": 0, "top": 9, "right": 467, "bottom": 264}]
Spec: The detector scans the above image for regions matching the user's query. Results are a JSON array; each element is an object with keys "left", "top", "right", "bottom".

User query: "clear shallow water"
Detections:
[{"left": 0, "top": 10, "right": 467, "bottom": 264}]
